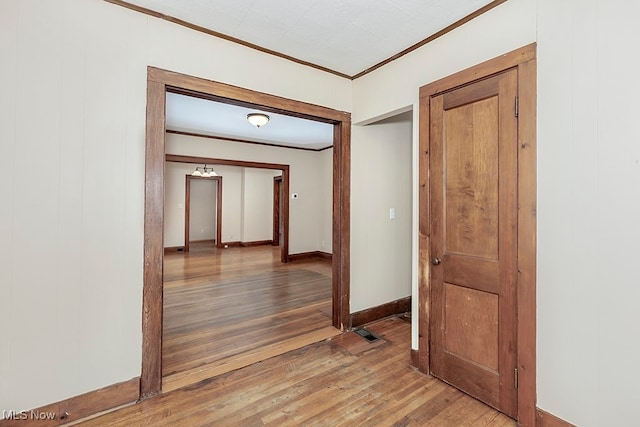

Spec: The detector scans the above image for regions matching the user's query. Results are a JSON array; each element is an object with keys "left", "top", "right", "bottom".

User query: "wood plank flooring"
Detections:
[
  {"left": 77, "top": 317, "right": 516, "bottom": 426},
  {"left": 162, "top": 244, "right": 336, "bottom": 390}
]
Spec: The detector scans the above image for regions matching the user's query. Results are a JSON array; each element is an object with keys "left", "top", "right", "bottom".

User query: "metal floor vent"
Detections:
[{"left": 354, "top": 328, "right": 380, "bottom": 342}]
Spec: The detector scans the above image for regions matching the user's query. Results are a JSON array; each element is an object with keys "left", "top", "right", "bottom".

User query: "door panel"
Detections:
[{"left": 429, "top": 69, "right": 518, "bottom": 417}]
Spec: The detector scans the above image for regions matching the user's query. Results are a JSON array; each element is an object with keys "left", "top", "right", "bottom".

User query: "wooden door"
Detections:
[{"left": 429, "top": 69, "right": 518, "bottom": 417}]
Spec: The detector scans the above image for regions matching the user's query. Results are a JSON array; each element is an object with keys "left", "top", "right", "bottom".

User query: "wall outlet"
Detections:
[{"left": 389, "top": 208, "right": 396, "bottom": 220}]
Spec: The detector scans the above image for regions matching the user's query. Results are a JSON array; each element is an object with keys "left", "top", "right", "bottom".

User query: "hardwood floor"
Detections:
[
  {"left": 162, "top": 243, "right": 337, "bottom": 391},
  {"left": 77, "top": 316, "right": 515, "bottom": 426}
]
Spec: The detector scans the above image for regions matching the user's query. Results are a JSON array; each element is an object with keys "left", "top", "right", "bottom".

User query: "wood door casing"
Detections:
[
  {"left": 429, "top": 69, "right": 518, "bottom": 417},
  {"left": 273, "top": 176, "right": 282, "bottom": 246}
]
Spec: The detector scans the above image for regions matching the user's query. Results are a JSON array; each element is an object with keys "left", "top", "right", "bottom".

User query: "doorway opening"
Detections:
[
  {"left": 142, "top": 67, "right": 351, "bottom": 398},
  {"left": 184, "top": 174, "right": 222, "bottom": 252}
]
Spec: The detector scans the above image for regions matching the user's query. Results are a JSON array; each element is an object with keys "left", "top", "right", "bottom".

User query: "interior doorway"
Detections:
[
  {"left": 184, "top": 174, "right": 222, "bottom": 252},
  {"left": 141, "top": 67, "right": 351, "bottom": 399}
]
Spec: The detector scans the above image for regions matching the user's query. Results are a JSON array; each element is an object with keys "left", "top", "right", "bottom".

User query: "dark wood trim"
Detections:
[
  {"left": 166, "top": 154, "right": 287, "bottom": 171},
  {"left": 106, "top": 0, "right": 507, "bottom": 81},
  {"left": 103, "top": 0, "right": 351, "bottom": 80},
  {"left": 149, "top": 68, "right": 351, "bottom": 124},
  {"left": 142, "top": 67, "right": 351, "bottom": 398},
  {"left": 536, "top": 408, "right": 576, "bottom": 427},
  {"left": 163, "top": 246, "right": 184, "bottom": 253},
  {"left": 316, "top": 251, "right": 332, "bottom": 261},
  {"left": 351, "top": 0, "right": 509, "bottom": 79},
  {"left": 419, "top": 44, "right": 536, "bottom": 99},
  {"left": 350, "top": 296, "right": 411, "bottom": 328},
  {"left": 281, "top": 168, "right": 290, "bottom": 263},
  {"left": 273, "top": 176, "right": 282, "bottom": 246},
  {"left": 517, "top": 54, "right": 538, "bottom": 427},
  {"left": 221, "top": 241, "right": 241, "bottom": 248},
  {"left": 418, "top": 43, "right": 536, "bottom": 426},
  {"left": 0, "top": 377, "right": 139, "bottom": 427},
  {"left": 166, "top": 129, "right": 331, "bottom": 152},
  {"left": 333, "top": 121, "right": 351, "bottom": 330},
  {"left": 240, "top": 240, "right": 273, "bottom": 247},
  {"left": 410, "top": 349, "right": 419, "bottom": 368},
  {"left": 184, "top": 175, "right": 223, "bottom": 252},
  {"left": 288, "top": 251, "right": 333, "bottom": 262},
  {"left": 141, "top": 79, "right": 165, "bottom": 400}
]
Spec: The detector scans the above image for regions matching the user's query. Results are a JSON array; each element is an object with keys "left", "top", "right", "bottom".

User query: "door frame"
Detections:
[
  {"left": 171, "top": 154, "right": 289, "bottom": 261},
  {"left": 417, "top": 44, "right": 537, "bottom": 426},
  {"left": 184, "top": 174, "right": 223, "bottom": 252},
  {"left": 273, "top": 175, "right": 283, "bottom": 246},
  {"left": 142, "top": 66, "right": 351, "bottom": 399}
]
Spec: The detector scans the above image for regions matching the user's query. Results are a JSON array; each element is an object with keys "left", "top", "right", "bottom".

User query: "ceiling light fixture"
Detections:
[
  {"left": 192, "top": 165, "right": 218, "bottom": 177},
  {"left": 247, "top": 113, "right": 270, "bottom": 128}
]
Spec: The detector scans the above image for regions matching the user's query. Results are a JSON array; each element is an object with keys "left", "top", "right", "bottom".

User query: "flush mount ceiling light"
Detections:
[{"left": 247, "top": 113, "right": 270, "bottom": 128}]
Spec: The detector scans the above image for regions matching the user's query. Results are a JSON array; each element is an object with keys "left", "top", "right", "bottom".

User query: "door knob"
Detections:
[{"left": 431, "top": 257, "right": 442, "bottom": 266}]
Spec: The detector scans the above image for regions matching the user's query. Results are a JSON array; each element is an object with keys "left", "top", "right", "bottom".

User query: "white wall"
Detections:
[
  {"left": 350, "top": 112, "right": 413, "bottom": 312},
  {"left": 0, "top": 0, "right": 349, "bottom": 411},
  {"left": 188, "top": 179, "right": 217, "bottom": 242},
  {"left": 536, "top": 0, "right": 640, "bottom": 425},
  {"left": 319, "top": 148, "right": 333, "bottom": 253},
  {"left": 241, "top": 168, "right": 278, "bottom": 243},
  {"left": 351, "top": 0, "right": 537, "bottom": 348},
  {"left": 351, "top": 0, "right": 640, "bottom": 425}
]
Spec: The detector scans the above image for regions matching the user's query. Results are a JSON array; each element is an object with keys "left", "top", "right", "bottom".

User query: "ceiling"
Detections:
[
  {"left": 166, "top": 93, "right": 335, "bottom": 150},
  {"left": 115, "top": 0, "right": 503, "bottom": 150}
]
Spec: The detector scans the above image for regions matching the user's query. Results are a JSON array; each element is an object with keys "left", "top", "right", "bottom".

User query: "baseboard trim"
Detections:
[
  {"left": 288, "top": 251, "right": 333, "bottom": 262},
  {"left": 410, "top": 349, "right": 419, "bottom": 368},
  {"left": 240, "top": 240, "right": 274, "bottom": 247},
  {"left": 536, "top": 408, "right": 575, "bottom": 427},
  {"left": 0, "top": 377, "right": 139, "bottom": 426},
  {"left": 350, "top": 296, "right": 411, "bottom": 328},
  {"left": 163, "top": 246, "right": 184, "bottom": 253},
  {"left": 221, "top": 241, "right": 241, "bottom": 247}
]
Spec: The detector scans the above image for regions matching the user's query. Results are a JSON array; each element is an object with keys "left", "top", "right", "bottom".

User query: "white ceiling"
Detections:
[
  {"left": 122, "top": 0, "right": 499, "bottom": 150},
  {"left": 166, "top": 93, "right": 335, "bottom": 150},
  {"left": 121, "top": 0, "right": 496, "bottom": 77}
]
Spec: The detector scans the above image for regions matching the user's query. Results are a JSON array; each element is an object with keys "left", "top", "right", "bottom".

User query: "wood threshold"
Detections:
[
  {"left": 162, "top": 326, "right": 341, "bottom": 393},
  {"left": 350, "top": 296, "right": 411, "bottom": 328},
  {"left": 0, "top": 377, "right": 139, "bottom": 427},
  {"left": 418, "top": 43, "right": 536, "bottom": 426},
  {"left": 536, "top": 408, "right": 576, "bottom": 427},
  {"left": 142, "top": 67, "right": 351, "bottom": 400}
]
